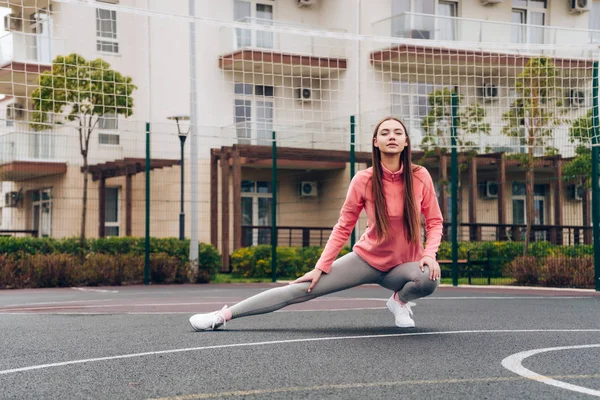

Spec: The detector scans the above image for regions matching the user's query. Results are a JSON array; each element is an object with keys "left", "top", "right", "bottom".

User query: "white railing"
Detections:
[
  {"left": 0, "top": 31, "right": 56, "bottom": 65},
  {"left": 372, "top": 12, "right": 600, "bottom": 48},
  {"left": 0, "top": 130, "right": 68, "bottom": 163},
  {"left": 220, "top": 17, "right": 347, "bottom": 59}
]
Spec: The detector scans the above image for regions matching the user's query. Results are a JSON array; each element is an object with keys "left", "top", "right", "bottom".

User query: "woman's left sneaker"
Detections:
[{"left": 189, "top": 306, "right": 229, "bottom": 331}]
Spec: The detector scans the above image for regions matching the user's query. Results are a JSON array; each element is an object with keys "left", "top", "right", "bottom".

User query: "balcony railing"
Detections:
[
  {"left": 0, "top": 130, "right": 67, "bottom": 163},
  {"left": 372, "top": 12, "right": 600, "bottom": 51},
  {"left": 220, "top": 17, "right": 347, "bottom": 59},
  {"left": 0, "top": 31, "right": 54, "bottom": 65},
  {"left": 242, "top": 225, "right": 332, "bottom": 248}
]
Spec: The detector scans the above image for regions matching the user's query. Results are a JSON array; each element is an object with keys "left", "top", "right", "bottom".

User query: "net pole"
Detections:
[
  {"left": 592, "top": 62, "right": 600, "bottom": 292},
  {"left": 451, "top": 91, "right": 459, "bottom": 287},
  {"left": 188, "top": 0, "right": 199, "bottom": 263},
  {"left": 144, "top": 122, "right": 151, "bottom": 285},
  {"left": 271, "top": 131, "right": 278, "bottom": 283}
]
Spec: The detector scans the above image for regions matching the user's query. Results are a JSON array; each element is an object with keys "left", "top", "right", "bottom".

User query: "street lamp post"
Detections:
[{"left": 168, "top": 115, "right": 190, "bottom": 240}]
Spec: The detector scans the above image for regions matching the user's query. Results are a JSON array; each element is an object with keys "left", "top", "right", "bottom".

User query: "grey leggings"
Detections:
[{"left": 229, "top": 252, "right": 439, "bottom": 319}]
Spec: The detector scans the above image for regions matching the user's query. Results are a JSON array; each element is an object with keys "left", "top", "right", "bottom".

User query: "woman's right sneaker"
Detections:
[
  {"left": 189, "top": 306, "right": 228, "bottom": 331},
  {"left": 385, "top": 296, "right": 416, "bottom": 328}
]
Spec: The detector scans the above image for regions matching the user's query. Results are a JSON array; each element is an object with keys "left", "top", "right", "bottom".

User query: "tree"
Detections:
[
  {"left": 421, "top": 87, "right": 490, "bottom": 232},
  {"left": 563, "top": 110, "right": 594, "bottom": 243},
  {"left": 30, "top": 53, "right": 136, "bottom": 245},
  {"left": 502, "top": 56, "right": 564, "bottom": 255}
]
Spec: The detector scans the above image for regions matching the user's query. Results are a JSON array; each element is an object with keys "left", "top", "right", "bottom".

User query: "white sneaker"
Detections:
[
  {"left": 189, "top": 306, "right": 228, "bottom": 331},
  {"left": 386, "top": 296, "right": 416, "bottom": 328}
]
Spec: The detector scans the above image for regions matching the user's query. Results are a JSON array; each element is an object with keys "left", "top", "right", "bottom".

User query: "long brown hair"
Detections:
[{"left": 371, "top": 116, "right": 421, "bottom": 244}]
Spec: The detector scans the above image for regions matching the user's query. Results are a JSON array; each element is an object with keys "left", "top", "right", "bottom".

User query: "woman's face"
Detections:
[{"left": 373, "top": 119, "right": 408, "bottom": 155}]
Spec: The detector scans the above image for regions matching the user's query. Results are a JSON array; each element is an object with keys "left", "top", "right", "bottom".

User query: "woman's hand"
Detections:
[
  {"left": 289, "top": 268, "right": 323, "bottom": 293},
  {"left": 419, "top": 255, "right": 440, "bottom": 281}
]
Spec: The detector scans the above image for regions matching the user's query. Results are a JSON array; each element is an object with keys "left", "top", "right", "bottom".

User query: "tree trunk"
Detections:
[
  {"left": 524, "top": 163, "right": 534, "bottom": 256},
  {"left": 80, "top": 156, "right": 88, "bottom": 247},
  {"left": 438, "top": 150, "right": 448, "bottom": 240}
]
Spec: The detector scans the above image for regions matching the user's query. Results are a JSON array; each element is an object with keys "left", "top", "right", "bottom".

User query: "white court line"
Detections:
[
  {"left": 502, "top": 344, "right": 600, "bottom": 397},
  {"left": 1, "top": 329, "right": 599, "bottom": 376},
  {"left": 71, "top": 288, "right": 119, "bottom": 293}
]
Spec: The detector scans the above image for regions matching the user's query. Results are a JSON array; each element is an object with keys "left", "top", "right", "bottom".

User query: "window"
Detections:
[
  {"left": 98, "top": 113, "right": 118, "bottom": 130},
  {"left": 96, "top": 7, "right": 118, "bottom": 53},
  {"left": 105, "top": 187, "right": 120, "bottom": 236},
  {"left": 590, "top": 2, "right": 600, "bottom": 42},
  {"left": 99, "top": 133, "right": 120, "bottom": 145},
  {"left": 512, "top": 0, "right": 546, "bottom": 44},
  {"left": 234, "top": 0, "right": 274, "bottom": 49},
  {"left": 241, "top": 180, "right": 273, "bottom": 246},
  {"left": 391, "top": 0, "right": 457, "bottom": 41},
  {"left": 31, "top": 188, "right": 52, "bottom": 237},
  {"left": 391, "top": 80, "right": 453, "bottom": 145},
  {"left": 234, "top": 83, "right": 274, "bottom": 145},
  {"left": 512, "top": 182, "right": 546, "bottom": 240},
  {"left": 98, "top": 113, "right": 119, "bottom": 145}
]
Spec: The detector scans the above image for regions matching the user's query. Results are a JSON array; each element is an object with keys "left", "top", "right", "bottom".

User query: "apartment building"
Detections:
[{"left": 0, "top": 0, "right": 597, "bottom": 268}]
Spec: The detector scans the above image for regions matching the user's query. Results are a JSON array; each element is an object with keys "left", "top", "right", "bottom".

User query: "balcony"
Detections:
[
  {"left": 370, "top": 13, "right": 595, "bottom": 80},
  {"left": 219, "top": 18, "right": 347, "bottom": 78},
  {"left": 0, "top": 130, "right": 67, "bottom": 181},
  {"left": 0, "top": 31, "right": 55, "bottom": 96}
]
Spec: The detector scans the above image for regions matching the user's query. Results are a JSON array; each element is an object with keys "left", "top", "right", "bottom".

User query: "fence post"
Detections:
[
  {"left": 592, "top": 62, "right": 600, "bottom": 291},
  {"left": 271, "top": 131, "right": 278, "bottom": 283},
  {"left": 144, "top": 122, "right": 151, "bottom": 286},
  {"left": 350, "top": 115, "right": 356, "bottom": 247},
  {"left": 451, "top": 92, "right": 459, "bottom": 287}
]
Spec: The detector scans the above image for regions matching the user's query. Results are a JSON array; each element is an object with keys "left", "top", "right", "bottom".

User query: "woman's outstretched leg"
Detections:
[
  {"left": 189, "top": 253, "right": 383, "bottom": 331},
  {"left": 378, "top": 261, "right": 439, "bottom": 328}
]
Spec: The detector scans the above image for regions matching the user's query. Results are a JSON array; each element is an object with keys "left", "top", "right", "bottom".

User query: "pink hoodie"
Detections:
[{"left": 315, "top": 163, "right": 443, "bottom": 274}]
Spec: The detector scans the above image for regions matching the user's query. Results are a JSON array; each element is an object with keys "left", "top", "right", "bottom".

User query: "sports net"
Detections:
[{"left": 0, "top": 1, "right": 597, "bottom": 286}]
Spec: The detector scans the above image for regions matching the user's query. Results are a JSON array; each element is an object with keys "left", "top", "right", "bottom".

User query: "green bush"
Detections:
[
  {"left": 231, "top": 245, "right": 350, "bottom": 279},
  {"left": 507, "top": 256, "right": 541, "bottom": 285},
  {"left": 0, "top": 237, "right": 221, "bottom": 288}
]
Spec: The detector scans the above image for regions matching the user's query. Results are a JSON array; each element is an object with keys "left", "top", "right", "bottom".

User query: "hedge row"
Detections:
[
  {"left": 507, "top": 255, "right": 594, "bottom": 288},
  {"left": 0, "top": 237, "right": 221, "bottom": 289},
  {"left": 231, "top": 245, "right": 350, "bottom": 279},
  {"left": 230, "top": 243, "right": 595, "bottom": 288}
]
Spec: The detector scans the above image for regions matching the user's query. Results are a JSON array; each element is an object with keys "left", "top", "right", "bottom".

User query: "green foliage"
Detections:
[
  {"left": 30, "top": 53, "right": 136, "bottom": 131},
  {"left": 564, "top": 109, "right": 594, "bottom": 187},
  {"left": 507, "top": 255, "right": 594, "bottom": 288},
  {"left": 0, "top": 237, "right": 221, "bottom": 288},
  {"left": 231, "top": 245, "right": 350, "bottom": 278},
  {"left": 502, "top": 57, "right": 566, "bottom": 163},
  {"left": 421, "top": 87, "right": 490, "bottom": 153}
]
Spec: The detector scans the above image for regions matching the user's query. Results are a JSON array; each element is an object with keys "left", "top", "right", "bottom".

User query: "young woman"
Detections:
[{"left": 189, "top": 117, "right": 443, "bottom": 331}]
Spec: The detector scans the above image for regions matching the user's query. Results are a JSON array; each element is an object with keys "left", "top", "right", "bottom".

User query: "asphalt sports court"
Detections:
[{"left": 1, "top": 283, "right": 599, "bottom": 399}]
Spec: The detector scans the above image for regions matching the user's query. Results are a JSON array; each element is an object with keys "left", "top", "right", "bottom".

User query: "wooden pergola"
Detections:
[
  {"left": 86, "top": 157, "right": 180, "bottom": 237},
  {"left": 212, "top": 146, "right": 579, "bottom": 271},
  {"left": 211, "top": 145, "right": 371, "bottom": 271}
]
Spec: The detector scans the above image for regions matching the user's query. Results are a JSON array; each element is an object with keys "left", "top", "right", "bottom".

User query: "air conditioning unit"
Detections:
[
  {"left": 569, "top": 184, "right": 584, "bottom": 201},
  {"left": 298, "top": 181, "right": 318, "bottom": 197},
  {"left": 3, "top": 14, "right": 23, "bottom": 31},
  {"left": 567, "top": 89, "right": 586, "bottom": 107},
  {"left": 409, "top": 29, "right": 431, "bottom": 39},
  {"left": 483, "top": 181, "right": 499, "bottom": 199},
  {"left": 4, "top": 191, "right": 20, "bottom": 208},
  {"left": 480, "top": 0, "right": 503, "bottom": 4},
  {"left": 296, "top": 87, "right": 312, "bottom": 101},
  {"left": 478, "top": 83, "right": 499, "bottom": 101},
  {"left": 570, "top": 0, "right": 591, "bottom": 13},
  {"left": 297, "top": 0, "right": 317, "bottom": 7}
]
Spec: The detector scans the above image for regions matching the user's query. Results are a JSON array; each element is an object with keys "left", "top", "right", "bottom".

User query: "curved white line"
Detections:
[
  {"left": 502, "top": 344, "right": 600, "bottom": 397},
  {"left": 1, "top": 329, "right": 599, "bottom": 376}
]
